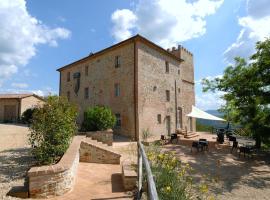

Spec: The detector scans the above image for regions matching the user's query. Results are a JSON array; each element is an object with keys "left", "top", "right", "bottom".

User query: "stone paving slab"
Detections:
[{"left": 48, "top": 162, "right": 133, "bottom": 200}]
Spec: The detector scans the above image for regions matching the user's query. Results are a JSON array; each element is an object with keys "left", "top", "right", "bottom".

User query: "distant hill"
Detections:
[{"left": 196, "top": 110, "right": 227, "bottom": 128}]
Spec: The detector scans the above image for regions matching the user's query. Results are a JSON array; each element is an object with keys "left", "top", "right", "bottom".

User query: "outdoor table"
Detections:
[{"left": 198, "top": 139, "right": 209, "bottom": 151}]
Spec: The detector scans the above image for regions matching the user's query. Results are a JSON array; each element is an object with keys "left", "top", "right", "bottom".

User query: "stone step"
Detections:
[
  {"left": 84, "top": 137, "right": 109, "bottom": 149},
  {"left": 184, "top": 132, "right": 199, "bottom": 138},
  {"left": 121, "top": 160, "right": 137, "bottom": 191}
]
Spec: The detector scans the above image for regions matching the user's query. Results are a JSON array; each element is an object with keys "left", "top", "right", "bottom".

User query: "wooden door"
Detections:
[
  {"left": 166, "top": 116, "right": 171, "bottom": 136},
  {"left": 4, "top": 105, "right": 17, "bottom": 121}
]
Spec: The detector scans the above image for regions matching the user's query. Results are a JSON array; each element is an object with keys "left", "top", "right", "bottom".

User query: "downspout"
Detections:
[
  {"left": 17, "top": 98, "right": 21, "bottom": 122},
  {"left": 175, "top": 80, "right": 178, "bottom": 132},
  {"left": 134, "top": 40, "right": 139, "bottom": 141},
  {"left": 59, "top": 71, "right": 62, "bottom": 96}
]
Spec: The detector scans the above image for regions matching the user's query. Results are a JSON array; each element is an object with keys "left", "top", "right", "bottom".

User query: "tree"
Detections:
[
  {"left": 202, "top": 38, "right": 270, "bottom": 148},
  {"left": 29, "top": 96, "right": 78, "bottom": 165},
  {"left": 21, "top": 107, "right": 37, "bottom": 124}
]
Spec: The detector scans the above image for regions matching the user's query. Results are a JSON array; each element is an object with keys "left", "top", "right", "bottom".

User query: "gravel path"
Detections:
[
  {"left": 162, "top": 143, "right": 270, "bottom": 200},
  {"left": 0, "top": 124, "right": 33, "bottom": 200}
]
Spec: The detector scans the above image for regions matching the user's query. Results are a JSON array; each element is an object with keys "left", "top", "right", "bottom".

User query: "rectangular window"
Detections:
[
  {"left": 85, "top": 65, "right": 89, "bottom": 76},
  {"left": 178, "top": 69, "right": 180, "bottom": 75},
  {"left": 115, "top": 113, "right": 121, "bottom": 127},
  {"left": 166, "top": 90, "right": 170, "bottom": 102},
  {"left": 84, "top": 87, "right": 89, "bottom": 99},
  {"left": 165, "top": 61, "right": 169, "bottom": 73},
  {"left": 67, "top": 72, "right": 70, "bottom": 82},
  {"left": 178, "top": 88, "right": 181, "bottom": 93},
  {"left": 157, "top": 114, "right": 161, "bottom": 124},
  {"left": 115, "top": 56, "right": 121, "bottom": 68},
  {"left": 114, "top": 83, "right": 120, "bottom": 97},
  {"left": 67, "top": 91, "right": 70, "bottom": 101}
]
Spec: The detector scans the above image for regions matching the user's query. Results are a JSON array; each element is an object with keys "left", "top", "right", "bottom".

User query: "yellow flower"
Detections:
[
  {"left": 199, "top": 184, "right": 209, "bottom": 193},
  {"left": 166, "top": 186, "right": 171, "bottom": 192},
  {"left": 208, "top": 196, "right": 215, "bottom": 200}
]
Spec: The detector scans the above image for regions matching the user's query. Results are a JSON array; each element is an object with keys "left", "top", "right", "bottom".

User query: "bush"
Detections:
[
  {"left": 21, "top": 108, "right": 37, "bottom": 124},
  {"left": 29, "top": 96, "right": 78, "bottom": 165},
  {"left": 81, "top": 106, "right": 116, "bottom": 131},
  {"left": 146, "top": 145, "right": 213, "bottom": 200}
]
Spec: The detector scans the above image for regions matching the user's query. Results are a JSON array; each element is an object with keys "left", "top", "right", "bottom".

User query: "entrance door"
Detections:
[
  {"left": 166, "top": 116, "right": 171, "bottom": 136},
  {"left": 4, "top": 105, "right": 17, "bottom": 121},
  {"left": 189, "top": 117, "right": 193, "bottom": 132}
]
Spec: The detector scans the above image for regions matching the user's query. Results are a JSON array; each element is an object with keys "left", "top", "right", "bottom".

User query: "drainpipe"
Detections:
[{"left": 175, "top": 80, "right": 178, "bottom": 132}]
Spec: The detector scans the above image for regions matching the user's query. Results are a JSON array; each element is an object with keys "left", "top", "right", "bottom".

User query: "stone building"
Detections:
[
  {"left": 57, "top": 35, "right": 195, "bottom": 140},
  {"left": 0, "top": 94, "right": 44, "bottom": 122}
]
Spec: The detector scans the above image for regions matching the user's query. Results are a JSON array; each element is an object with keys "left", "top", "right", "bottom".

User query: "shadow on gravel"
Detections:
[{"left": 0, "top": 147, "right": 33, "bottom": 183}]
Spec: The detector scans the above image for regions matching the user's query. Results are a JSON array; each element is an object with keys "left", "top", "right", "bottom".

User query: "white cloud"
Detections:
[
  {"left": 224, "top": 0, "right": 270, "bottom": 63},
  {"left": 111, "top": 0, "right": 224, "bottom": 47},
  {"left": 0, "top": 87, "right": 57, "bottom": 97},
  {"left": 196, "top": 91, "right": 225, "bottom": 110},
  {"left": 111, "top": 9, "right": 137, "bottom": 42},
  {"left": 0, "top": 0, "right": 71, "bottom": 86},
  {"left": 11, "top": 82, "right": 28, "bottom": 89}
]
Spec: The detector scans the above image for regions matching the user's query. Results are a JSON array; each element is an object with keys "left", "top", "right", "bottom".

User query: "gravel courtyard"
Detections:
[{"left": 0, "top": 124, "right": 33, "bottom": 200}]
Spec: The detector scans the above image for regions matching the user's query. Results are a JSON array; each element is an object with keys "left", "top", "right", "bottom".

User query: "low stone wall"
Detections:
[
  {"left": 79, "top": 141, "right": 120, "bottom": 164},
  {"left": 121, "top": 160, "right": 137, "bottom": 191},
  {"left": 27, "top": 137, "right": 82, "bottom": 198},
  {"left": 85, "top": 129, "right": 113, "bottom": 146}
]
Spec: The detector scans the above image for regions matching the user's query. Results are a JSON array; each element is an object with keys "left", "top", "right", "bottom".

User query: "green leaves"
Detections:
[
  {"left": 29, "top": 95, "right": 78, "bottom": 165},
  {"left": 202, "top": 38, "right": 270, "bottom": 147},
  {"left": 81, "top": 106, "right": 116, "bottom": 131}
]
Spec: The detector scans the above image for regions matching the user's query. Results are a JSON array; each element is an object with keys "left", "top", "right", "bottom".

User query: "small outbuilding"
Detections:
[{"left": 0, "top": 94, "right": 44, "bottom": 122}]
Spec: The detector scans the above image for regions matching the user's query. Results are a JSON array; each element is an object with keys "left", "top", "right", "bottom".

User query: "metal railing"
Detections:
[{"left": 137, "top": 141, "right": 158, "bottom": 200}]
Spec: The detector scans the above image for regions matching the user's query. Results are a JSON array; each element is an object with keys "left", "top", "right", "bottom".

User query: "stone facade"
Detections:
[
  {"left": 58, "top": 35, "right": 196, "bottom": 140},
  {"left": 59, "top": 43, "right": 135, "bottom": 138},
  {"left": 0, "top": 94, "right": 44, "bottom": 122}
]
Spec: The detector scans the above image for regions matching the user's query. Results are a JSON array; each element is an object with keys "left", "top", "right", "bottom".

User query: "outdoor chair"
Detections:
[
  {"left": 217, "top": 131, "right": 224, "bottom": 144},
  {"left": 191, "top": 141, "right": 203, "bottom": 152},
  {"left": 239, "top": 146, "right": 253, "bottom": 158},
  {"left": 160, "top": 135, "right": 169, "bottom": 145},
  {"left": 199, "top": 139, "right": 209, "bottom": 151},
  {"left": 231, "top": 141, "right": 238, "bottom": 153},
  {"left": 226, "top": 130, "right": 233, "bottom": 139},
  {"left": 170, "top": 133, "right": 178, "bottom": 144},
  {"left": 229, "top": 136, "right": 236, "bottom": 142}
]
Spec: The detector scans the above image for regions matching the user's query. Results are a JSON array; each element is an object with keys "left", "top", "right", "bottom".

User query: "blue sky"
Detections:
[{"left": 0, "top": 0, "right": 269, "bottom": 110}]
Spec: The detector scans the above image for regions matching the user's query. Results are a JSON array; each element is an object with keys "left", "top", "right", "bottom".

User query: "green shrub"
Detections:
[
  {"left": 21, "top": 108, "right": 37, "bottom": 124},
  {"left": 29, "top": 96, "right": 78, "bottom": 165},
  {"left": 146, "top": 145, "right": 213, "bottom": 200},
  {"left": 81, "top": 106, "right": 116, "bottom": 131},
  {"left": 196, "top": 122, "right": 213, "bottom": 132},
  {"left": 141, "top": 128, "right": 152, "bottom": 142}
]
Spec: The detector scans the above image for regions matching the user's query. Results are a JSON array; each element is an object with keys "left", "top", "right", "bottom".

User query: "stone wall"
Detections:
[
  {"left": 79, "top": 141, "right": 120, "bottom": 164},
  {"left": 20, "top": 96, "right": 44, "bottom": 116},
  {"left": 59, "top": 42, "right": 135, "bottom": 138},
  {"left": 28, "top": 137, "right": 81, "bottom": 198},
  {"left": 137, "top": 41, "right": 182, "bottom": 138},
  {"left": 85, "top": 129, "right": 113, "bottom": 146}
]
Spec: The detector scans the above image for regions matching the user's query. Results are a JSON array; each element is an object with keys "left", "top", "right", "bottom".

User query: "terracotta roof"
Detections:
[
  {"left": 57, "top": 34, "right": 184, "bottom": 72},
  {"left": 0, "top": 93, "right": 43, "bottom": 100}
]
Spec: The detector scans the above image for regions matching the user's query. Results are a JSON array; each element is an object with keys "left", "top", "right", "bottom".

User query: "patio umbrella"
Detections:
[{"left": 186, "top": 106, "right": 226, "bottom": 121}]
